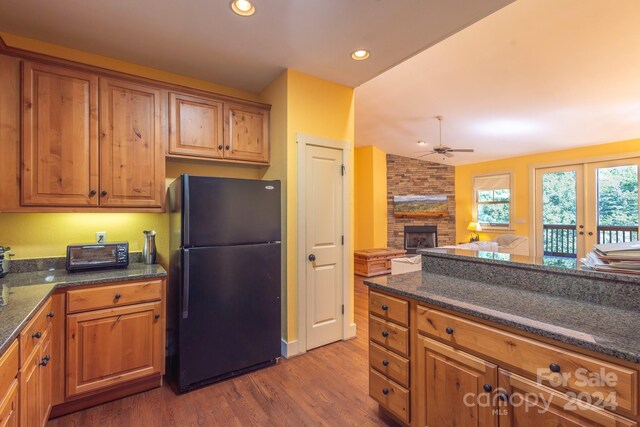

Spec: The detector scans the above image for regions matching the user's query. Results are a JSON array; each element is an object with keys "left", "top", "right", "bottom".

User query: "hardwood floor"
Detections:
[{"left": 48, "top": 276, "right": 395, "bottom": 426}]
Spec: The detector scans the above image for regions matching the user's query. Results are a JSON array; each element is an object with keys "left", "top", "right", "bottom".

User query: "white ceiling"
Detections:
[
  {"left": 355, "top": 0, "right": 640, "bottom": 166},
  {"left": 0, "top": 0, "right": 512, "bottom": 93}
]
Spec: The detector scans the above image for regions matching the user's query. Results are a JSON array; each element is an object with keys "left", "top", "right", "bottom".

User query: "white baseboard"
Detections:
[
  {"left": 280, "top": 338, "right": 301, "bottom": 359},
  {"left": 344, "top": 322, "right": 357, "bottom": 340}
]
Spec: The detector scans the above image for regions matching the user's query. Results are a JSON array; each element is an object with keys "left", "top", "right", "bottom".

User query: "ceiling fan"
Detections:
[{"left": 417, "top": 116, "right": 474, "bottom": 159}]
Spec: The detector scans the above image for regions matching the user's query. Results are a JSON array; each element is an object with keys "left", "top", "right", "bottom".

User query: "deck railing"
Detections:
[{"left": 543, "top": 224, "right": 639, "bottom": 257}]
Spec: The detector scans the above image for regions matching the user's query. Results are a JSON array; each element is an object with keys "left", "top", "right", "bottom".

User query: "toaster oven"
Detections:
[{"left": 66, "top": 242, "right": 129, "bottom": 272}]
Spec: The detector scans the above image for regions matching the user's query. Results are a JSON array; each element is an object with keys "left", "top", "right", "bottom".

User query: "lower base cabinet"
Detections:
[
  {"left": 20, "top": 326, "right": 52, "bottom": 427},
  {"left": 416, "top": 336, "right": 498, "bottom": 427},
  {"left": 66, "top": 301, "right": 163, "bottom": 397},
  {"left": 0, "top": 380, "right": 18, "bottom": 427}
]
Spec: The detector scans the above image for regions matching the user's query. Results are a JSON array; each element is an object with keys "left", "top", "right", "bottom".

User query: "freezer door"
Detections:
[
  {"left": 178, "top": 244, "right": 281, "bottom": 389},
  {"left": 182, "top": 175, "right": 281, "bottom": 247}
]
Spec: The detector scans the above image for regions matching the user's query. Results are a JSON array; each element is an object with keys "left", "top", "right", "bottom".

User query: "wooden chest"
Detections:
[{"left": 354, "top": 248, "right": 407, "bottom": 277}]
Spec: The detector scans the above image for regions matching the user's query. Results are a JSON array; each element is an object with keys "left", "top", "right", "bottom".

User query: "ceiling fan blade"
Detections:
[
  {"left": 448, "top": 149, "right": 474, "bottom": 152},
  {"left": 417, "top": 152, "right": 436, "bottom": 158},
  {"left": 444, "top": 152, "right": 455, "bottom": 158}
]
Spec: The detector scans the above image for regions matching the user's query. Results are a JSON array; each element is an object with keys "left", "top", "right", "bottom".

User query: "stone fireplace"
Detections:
[{"left": 404, "top": 226, "right": 438, "bottom": 254}]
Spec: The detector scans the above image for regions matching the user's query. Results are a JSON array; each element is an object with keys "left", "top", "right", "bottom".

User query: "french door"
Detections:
[{"left": 534, "top": 157, "right": 640, "bottom": 259}]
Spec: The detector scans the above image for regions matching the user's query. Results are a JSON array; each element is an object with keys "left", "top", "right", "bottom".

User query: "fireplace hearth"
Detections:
[{"left": 404, "top": 226, "right": 438, "bottom": 254}]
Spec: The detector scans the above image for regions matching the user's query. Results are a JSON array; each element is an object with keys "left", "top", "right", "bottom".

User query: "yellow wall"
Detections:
[
  {"left": 355, "top": 146, "right": 388, "bottom": 249},
  {"left": 455, "top": 139, "right": 640, "bottom": 242}
]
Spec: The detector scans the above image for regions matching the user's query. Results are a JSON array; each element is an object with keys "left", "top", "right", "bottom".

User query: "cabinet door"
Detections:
[
  {"left": 223, "top": 103, "right": 269, "bottom": 163},
  {"left": 38, "top": 329, "right": 52, "bottom": 426},
  {"left": 22, "top": 62, "right": 99, "bottom": 206},
  {"left": 169, "top": 92, "right": 223, "bottom": 159},
  {"left": 0, "top": 379, "right": 18, "bottom": 427},
  {"left": 497, "top": 369, "right": 636, "bottom": 427},
  {"left": 66, "top": 302, "right": 162, "bottom": 397},
  {"left": 99, "top": 78, "right": 164, "bottom": 208},
  {"left": 417, "top": 336, "right": 498, "bottom": 427},
  {"left": 19, "top": 349, "right": 40, "bottom": 427}
]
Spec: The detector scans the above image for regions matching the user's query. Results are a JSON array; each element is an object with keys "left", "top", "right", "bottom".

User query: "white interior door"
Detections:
[{"left": 305, "top": 144, "right": 344, "bottom": 350}]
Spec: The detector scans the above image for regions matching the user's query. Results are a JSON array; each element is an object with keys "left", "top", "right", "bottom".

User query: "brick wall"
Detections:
[{"left": 387, "top": 154, "right": 456, "bottom": 248}]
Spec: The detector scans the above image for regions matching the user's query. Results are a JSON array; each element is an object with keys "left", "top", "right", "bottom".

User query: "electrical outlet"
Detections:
[{"left": 96, "top": 232, "right": 107, "bottom": 244}]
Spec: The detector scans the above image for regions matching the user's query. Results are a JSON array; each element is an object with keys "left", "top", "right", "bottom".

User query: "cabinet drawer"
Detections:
[
  {"left": 20, "top": 298, "right": 53, "bottom": 365},
  {"left": 369, "top": 368, "right": 409, "bottom": 424},
  {"left": 417, "top": 306, "right": 638, "bottom": 415},
  {"left": 369, "top": 291, "right": 408, "bottom": 326},
  {"left": 67, "top": 280, "right": 162, "bottom": 313},
  {"left": 369, "top": 315, "right": 409, "bottom": 357},
  {"left": 370, "top": 342, "right": 409, "bottom": 388},
  {"left": 0, "top": 340, "right": 18, "bottom": 400},
  {"left": 0, "top": 378, "right": 18, "bottom": 427}
]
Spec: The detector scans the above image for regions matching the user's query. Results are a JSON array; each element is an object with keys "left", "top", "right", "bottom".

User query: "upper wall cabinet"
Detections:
[
  {"left": 22, "top": 62, "right": 99, "bottom": 207},
  {"left": 224, "top": 103, "right": 270, "bottom": 164},
  {"left": 99, "top": 78, "right": 164, "bottom": 208},
  {"left": 169, "top": 92, "right": 223, "bottom": 159},
  {"left": 168, "top": 94, "right": 271, "bottom": 164}
]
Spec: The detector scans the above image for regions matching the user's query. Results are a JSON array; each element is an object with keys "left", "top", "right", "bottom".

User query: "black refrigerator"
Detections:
[{"left": 167, "top": 174, "right": 281, "bottom": 393}]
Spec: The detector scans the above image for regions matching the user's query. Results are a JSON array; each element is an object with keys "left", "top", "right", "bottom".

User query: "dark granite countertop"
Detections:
[
  {"left": 364, "top": 270, "right": 640, "bottom": 363},
  {"left": 0, "top": 263, "right": 166, "bottom": 358}
]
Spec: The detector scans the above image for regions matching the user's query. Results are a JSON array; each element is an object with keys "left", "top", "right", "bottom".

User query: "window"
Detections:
[{"left": 474, "top": 173, "right": 513, "bottom": 229}]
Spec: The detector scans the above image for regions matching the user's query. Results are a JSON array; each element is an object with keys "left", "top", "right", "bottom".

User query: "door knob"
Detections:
[{"left": 308, "top": 254, "right": 316, "bottom": 262}]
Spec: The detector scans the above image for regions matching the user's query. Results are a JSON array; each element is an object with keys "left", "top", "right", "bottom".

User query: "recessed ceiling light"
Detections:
[
  {"left": 351, "top": 50, "right": 370, "bottom": 61},
  {"left": 231, "top": 0, "right": 255, "bottom": 16},
  {"left": 417, "top": 140, "right": 427, "bottom": 146}
]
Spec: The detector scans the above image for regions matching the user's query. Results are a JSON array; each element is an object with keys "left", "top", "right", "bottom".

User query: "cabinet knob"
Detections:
[
  {"left": 483, "top": 384, "right": 493, "bottom": 392},
  {"left": 154, "top": 314, "right": 160, "bottom": 320},
  {"left": 382, "top": 359, "right": 389, "bottom": 367},
  {"left": 381, "top": 331, "right": 389, "bottom": 338},
  {"left": 39, "top": 359, "right": 48, "bottom": 367},
  {"left": 32, "top": 331, "right": 42, "bottom": 339},
  {"left": 225, "top": 145, "right": 230, "bottom": 150},
  {"left": 549, "top": 363, "right": 561, "bottom": 373},
  {"left": 445, "top": 327, "right": 454, "bottom": 335},
  {"left": 89, "top": 190, "right": 97, "bottom": 196},
  {"left": 114, "top": 293, "right": 122, "bottom": 300},
  {"left": 498, "top": 393, "right": 509, "bottom": 402},
  {"left": 381, "top": 304, "right": 389, "bottom": 311},
  {"left": 382, "top": 388, "right": 390, "bottom": 396},
  {"left": 308, "top": 254, "right": 316, "bottom": 262},
  {"left": 47, "top": 311, "right": 55, "bottom": 318},
  {"left": 101, "top": 190, "right": 108, "bottom": 197},
  {"left": 218, "top": 145, "right": 223, "bottom": 150}
]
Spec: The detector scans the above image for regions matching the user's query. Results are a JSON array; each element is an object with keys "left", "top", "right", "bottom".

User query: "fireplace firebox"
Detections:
[{"left": 404, "top": 226, "right": 438, "bottom": 254}]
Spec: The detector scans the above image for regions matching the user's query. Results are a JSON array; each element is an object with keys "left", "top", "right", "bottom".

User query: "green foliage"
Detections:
[
  {"left": 478, "top": 190, "right": 510, "bottom": 225},
  {"left": 597, "top": 166, "right": 638, "bottom": 226}
]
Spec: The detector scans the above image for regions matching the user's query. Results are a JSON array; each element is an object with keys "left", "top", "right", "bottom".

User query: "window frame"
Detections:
[{"left": 472, "top": 172, "right": 515, "bottom": 231}]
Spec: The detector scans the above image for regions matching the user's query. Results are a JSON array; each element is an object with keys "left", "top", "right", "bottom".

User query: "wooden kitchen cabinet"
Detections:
[
  {"left": 416, "top": 336, "right": 498, "bottom": 427},
  {"left": 0, "top": 340, "right": 19, "bottom": 427},
  {"left": 169, "top": 92, "right": 224, "bottom": 159},
  {"left": 20, "top": 325, "right": 52, "bottom": 427},
  {"left": 0, "top": 379, "right": 18, "bottom": 427},
  {"left": 21, "top": 61, "right": 99, "bottom": 207},
  {"left": 223, "top": 102, "right": 270, "bottom": 163},
  {"left": 498, "top": 369, "right": 636, "bottom": 427},
  {"left": 99, "top": 78, "right": 164, "bottom": 208},
  {"left": 66, "top": 301, "right": 163, "bottom": 397}
]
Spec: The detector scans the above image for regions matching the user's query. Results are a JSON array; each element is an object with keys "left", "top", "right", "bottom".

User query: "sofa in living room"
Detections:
[{"left": 442, "top": 234, "right": 529, "bottom": 256}]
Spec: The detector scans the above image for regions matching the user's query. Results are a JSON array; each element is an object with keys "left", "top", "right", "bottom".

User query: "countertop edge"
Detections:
[{"left": 364, "top": 278, "right": 640, "bottom": 364}]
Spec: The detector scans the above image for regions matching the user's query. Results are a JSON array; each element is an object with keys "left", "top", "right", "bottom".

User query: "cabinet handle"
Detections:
[
  {"left": 445, "top": 327, "right": 454, "bottom": 335},
  {"left": 381, "top": 304, "right": 389, "bottom": 311},
  {"left": 382, "top": 388, "right": 390, "bottom": 396},
  {"left": 44, "top": 355, "right": 51, "bottom": 362},
  {"left": 382, "top": 359, "right": 389, "bottom": 367},
  {"left": 101, "top": 190, "right": 108, "bottom": 197},
  {"left": 39, "top": 359, "right": 48, "bottom": 367},
  {"left": 32, "top": 331, "right": 42, "bottom": 339},
  {"left": 483, "top": 384, "right": 493, "bottom": 392},
  {"left": 47, "top": 311, "right": 55, "bottom": 318},
  {"left": 114, "top": 293, "right": 122, "bottom": 300},
  {"left": 89, "top": 190, "right": 97, "bottom": 197},
  {"left": 218, "top": 145, "right": 223, "bottom": 150},
  {"left": 154, "top": 314, "right": 160, "bottom": 320},
  {"left": 225, "top": 145, "right": 230, "bottom": 150},
  {"left": 381, "top": 331, "right": 389, "bottom": 338},
  {"left": 498, "top": 393, "right": 509, "bottom": 402},
  {"left": 549, "top": 363, "right": 561, "bottom": 373}
]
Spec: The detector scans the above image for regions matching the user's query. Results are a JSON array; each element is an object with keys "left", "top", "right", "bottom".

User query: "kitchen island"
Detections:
[{"left": 364, "top": 248, "right": 640, "bottom": 427}]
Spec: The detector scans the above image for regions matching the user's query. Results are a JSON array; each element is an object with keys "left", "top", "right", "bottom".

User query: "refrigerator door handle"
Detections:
[
  {"left": 182, "top": 249, "right": 190, "bottom": 319},
  {"left": 183, "top": 175, "right": 190, "bottom": 247}
]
